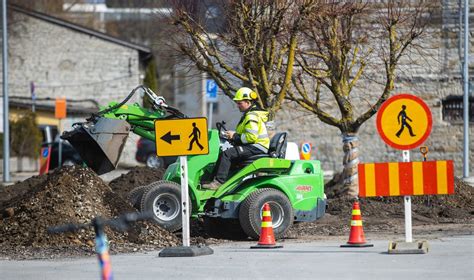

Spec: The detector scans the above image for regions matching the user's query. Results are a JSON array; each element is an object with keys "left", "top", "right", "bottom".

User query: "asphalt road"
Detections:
[{"left": 1, "top": 235, "right": 472, "bottom": 280}]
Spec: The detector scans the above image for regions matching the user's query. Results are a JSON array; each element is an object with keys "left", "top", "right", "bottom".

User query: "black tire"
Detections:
[
  {"left": 140, "top": 180, "right": 183, "bottom": 232},
  {"left": 203, "top": 217, "right": 248, "bottom": 240},
  {"left": 127, "top": 184, "right": 155, "bottom": 209},
  {"left": 239, "top": 188, "right": 294, "bottom": 240}
]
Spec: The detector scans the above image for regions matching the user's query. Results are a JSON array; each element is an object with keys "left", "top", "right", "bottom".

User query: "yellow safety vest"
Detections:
[{"left": 235, "top": 107, "right": 270, "bottom": 152}]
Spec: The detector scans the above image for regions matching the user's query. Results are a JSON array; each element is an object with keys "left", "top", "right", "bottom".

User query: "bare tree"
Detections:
[
  {"left": 9, "top": 0, "right": 64, "bottom": 13},
  {"left": 289, "top": 1, "right": 433, "bottom": 196},
  {"left": 166, "top": 0, "right": 317, "bottom": 120}
]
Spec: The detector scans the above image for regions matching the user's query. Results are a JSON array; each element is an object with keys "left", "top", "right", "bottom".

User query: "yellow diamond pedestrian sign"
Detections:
[{"left": 154, "top": 118, "right": 209, "bottom": 157}]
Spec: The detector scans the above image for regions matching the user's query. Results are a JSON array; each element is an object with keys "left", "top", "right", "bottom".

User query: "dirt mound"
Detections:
[
  {"left": 0, "top": 165, "right": 471, "bottom": 258},
  {"left": 289, "top": 177, "right": 473, "bottom": 237},
  {"left": 0, "top": 166, "right": 179, "bottom": 259},
  {"left": 109, "top": 166, "right": 165, "bottom": 200}
]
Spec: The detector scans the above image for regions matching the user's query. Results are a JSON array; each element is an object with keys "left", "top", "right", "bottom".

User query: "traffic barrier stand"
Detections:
[
  {"left": 250, "top": 203, "right": 283, "bottom": 249},
  {"left": 340, "top": 201, "right": 374, "bottom": 248},
  {"left": 387, "top": 240, "right": 429, "bottom": 254}
]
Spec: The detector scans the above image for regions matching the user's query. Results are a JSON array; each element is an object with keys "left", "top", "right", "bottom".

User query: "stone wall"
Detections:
[
  {"left": 0, "top": 10, "right": 145, "bottom": 166},
  {"left": 276, "top": 2, "right": 473, "bottom": 178},
  {"left": 3, "top": 12, "right": 141, "bottom": 105}
]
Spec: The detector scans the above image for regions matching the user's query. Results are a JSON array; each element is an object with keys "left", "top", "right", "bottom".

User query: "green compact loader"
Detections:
[{"left": 63, "top": 86, "right": 326, "bottom": 239}]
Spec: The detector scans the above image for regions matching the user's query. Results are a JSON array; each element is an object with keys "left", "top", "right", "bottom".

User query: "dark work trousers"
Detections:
[{"left": 215, "top": 145, "right": 266, "bottom": 183}]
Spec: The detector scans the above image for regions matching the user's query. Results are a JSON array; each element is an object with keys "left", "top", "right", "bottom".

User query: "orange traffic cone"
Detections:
[
  {"left": 340, "top": 201, "right": 373, "bottom": 248},
  {"left": 250, "top": 203, "right": 283, "bottom": 249}
]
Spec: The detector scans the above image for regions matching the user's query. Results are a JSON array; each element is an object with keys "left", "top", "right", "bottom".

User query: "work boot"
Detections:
[{"left": 203, "top": 180, "right": 221, "bottom": 190}]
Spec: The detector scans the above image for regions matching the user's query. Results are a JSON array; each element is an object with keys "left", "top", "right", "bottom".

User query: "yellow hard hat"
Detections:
[{"left": 233, "top": 87, "right": 258, "bottom": 101}]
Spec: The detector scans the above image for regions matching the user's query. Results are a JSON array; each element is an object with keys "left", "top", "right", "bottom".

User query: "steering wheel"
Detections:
[
  {"left": 216, "top": 121, "right": 234, "bottom": 151},
  {"left": 216, "top": 121, "right": 228, "bottom": 139}
]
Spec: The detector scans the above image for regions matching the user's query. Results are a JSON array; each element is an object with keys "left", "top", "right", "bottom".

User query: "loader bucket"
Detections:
[{"left": 61, "top": 118, "right": 131, "bottom": 175}]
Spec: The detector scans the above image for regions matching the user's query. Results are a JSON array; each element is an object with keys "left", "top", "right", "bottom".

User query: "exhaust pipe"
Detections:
[{"left": 62, "top": 118, "right": 131, "bottom": 175}]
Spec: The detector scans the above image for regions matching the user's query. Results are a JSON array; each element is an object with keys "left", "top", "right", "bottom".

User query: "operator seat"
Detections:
[{"left": 239, "top": 132, "right": 288, "bottom": 165}]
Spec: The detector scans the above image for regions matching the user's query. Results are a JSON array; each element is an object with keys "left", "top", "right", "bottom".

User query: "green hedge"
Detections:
[{"left": 0, "top": 112, "right": 43, "bottom": 159}]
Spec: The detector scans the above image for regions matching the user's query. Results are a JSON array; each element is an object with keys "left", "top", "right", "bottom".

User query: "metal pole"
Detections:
[
  {"left": 201, "top": 72, "right": 207, "bottom": 117},
  {"left": 208, "top": 102, "right": 213, "bottom": 129},
  {"left": 402, "top": 150, "right": 412, "bottom": 243},
  {"left": 30, "top": 81, "right": 35, "bottom": 113},
  {"left": 462, "top": 0, "right": 470, "bottom": 178},
  {"left": 179, "top": 156, "right": 190, "bottom": 247},
  {"left": 2, "top": 0, "right": 10, "bottom": 183},
  {"left": 58, "top": 120, "right": 62, "bottom": 167}
]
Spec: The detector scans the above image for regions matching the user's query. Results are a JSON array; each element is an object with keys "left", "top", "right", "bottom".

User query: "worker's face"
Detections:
[{"left": 236, "top": 100, "right": 252, "bottom": 112}]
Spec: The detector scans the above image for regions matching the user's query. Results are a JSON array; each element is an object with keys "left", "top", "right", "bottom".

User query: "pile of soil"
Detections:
[
  {"left": 0, "top": 166, "right": 179, "bottom": 260},
  {"left": 108, "top": 167, "right": 165, "bottom": 200},
  {"left": 109, "top": 167, "right": 472, "bottom": 241},
  {"left": 108, "top": 166, "right": 211, "bottom": 241},
  {"left": 288, "top": 177, "right": 473, "bottom": 238},
  {"left": 0, "top": 165, "right": 472, "bottom": 259}
]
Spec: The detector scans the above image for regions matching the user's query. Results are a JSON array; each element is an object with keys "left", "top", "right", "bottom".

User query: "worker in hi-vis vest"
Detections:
[{"left": 204, "top": 87, "right": 270, "bottom": 189}]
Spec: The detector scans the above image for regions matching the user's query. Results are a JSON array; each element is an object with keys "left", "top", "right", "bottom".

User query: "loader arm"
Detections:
[
  {"left": 99, "top": 102, "right": 166, "bottom": 142},
  {"left": 62, "top": 86, "right": 184, "bottom": 174}
]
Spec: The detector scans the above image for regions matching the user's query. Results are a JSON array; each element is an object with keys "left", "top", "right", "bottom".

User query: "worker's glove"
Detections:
[{"left": 225, "top": 131, "right": 235, "bottom": 140}]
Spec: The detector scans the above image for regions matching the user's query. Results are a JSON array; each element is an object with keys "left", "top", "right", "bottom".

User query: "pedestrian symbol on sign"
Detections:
[
  {"left": 396, "top": 105, "right": 416, "bottom": 138},
  {"left": 188, "top": 122, "right": 204, "bottom": 151}
]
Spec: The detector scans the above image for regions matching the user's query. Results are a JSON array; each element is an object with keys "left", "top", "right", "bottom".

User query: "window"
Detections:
[{"left": 442, "top": 95, "right": 473, "bottom": 123}]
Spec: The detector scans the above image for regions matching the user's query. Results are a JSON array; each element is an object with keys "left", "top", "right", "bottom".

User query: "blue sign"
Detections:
[
  {"left": 42, "top": 148, "right": 49, "bottom": 157},
  {"left": 302, "top": 143, "right": 311, "bottom": 153},
  {"left": 206, "top": 79, "right": 218, "bottom": 103}
]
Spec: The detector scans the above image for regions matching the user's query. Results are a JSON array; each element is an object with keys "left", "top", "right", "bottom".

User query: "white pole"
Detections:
[
  {"left": 201, "top": 73, "right": 207, "bottom": 117},
  {"left": 402, "top": 150, "right": 412, "bottom": 243},
  {"left": 2, "top": 0, "right": 10, "bottom": 183},
  {"left": 208, "top": 102, "right": 213, "bottom": 129},
  {"left": 180, "top": 156, "right": 190, "bottom": 247},
  {"left": 462, "top": 0, "right": 470, "bottom": 177}
]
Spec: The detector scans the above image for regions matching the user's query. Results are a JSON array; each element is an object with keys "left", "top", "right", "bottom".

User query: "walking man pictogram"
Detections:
[
  {"left": 188, "top": 122, "right": 204, "bottom": 151},
  {"left": 396, "top": 105, "right": 416, "bottom": 138}
]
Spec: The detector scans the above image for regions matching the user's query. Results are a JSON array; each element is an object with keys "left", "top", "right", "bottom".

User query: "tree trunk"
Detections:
[
  {"left": 17, "top": 156, "right": 23, "bottom": 172},
  {"left": 341, "top": 133, "right": 359, "bottom": 197},
  {"left": 266, "top": 108, "right": 277, "bottom": 139}
]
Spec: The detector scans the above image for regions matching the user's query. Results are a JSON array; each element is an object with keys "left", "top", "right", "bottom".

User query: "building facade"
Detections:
[
  {"left": 0, "top": 5, "right": 152, "bottom": 169},
  {"left": 277, "top": 1, "right": 473, "bottom": 178}
]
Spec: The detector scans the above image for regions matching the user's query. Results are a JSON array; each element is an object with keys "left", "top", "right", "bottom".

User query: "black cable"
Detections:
[{"left": 87, "top": 85, "right": 145, "bottom": 120}]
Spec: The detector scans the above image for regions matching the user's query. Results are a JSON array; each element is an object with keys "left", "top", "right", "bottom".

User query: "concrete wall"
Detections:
[{"left": 277, "top": 3, "right": 474, "bottom": 178}]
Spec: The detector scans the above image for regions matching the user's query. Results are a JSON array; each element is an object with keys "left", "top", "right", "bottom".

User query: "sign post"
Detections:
[
  {"left": 154, "top": 117, "right": 213, "bottom": 257},
  {"left": 376, "top": 93, "right": 433, "bottom": 253},
  {"left": 55, "top": 98, "right": 67, "bottom": 167},
  {"left": 402, "top": 150, "right": 412, "bottom": 242},
  {"left": 179, "top": 156, "right": 190, "bottom": 246},
  {"left": 30, "top": 81, "right": 36, "bottom": 113}
]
